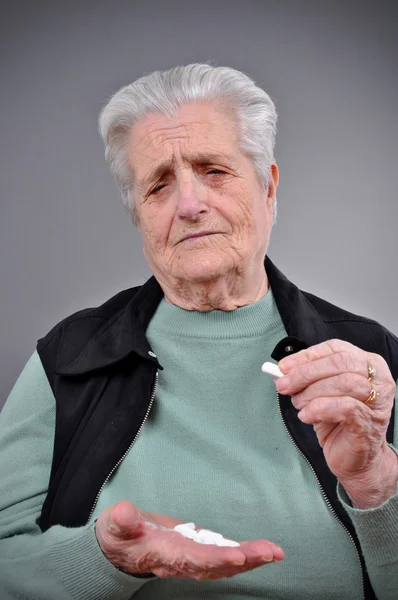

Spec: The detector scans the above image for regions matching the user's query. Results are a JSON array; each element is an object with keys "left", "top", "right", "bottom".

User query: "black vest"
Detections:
[{"left": 37, "top": 257, "right": 397, "bottom": 600}]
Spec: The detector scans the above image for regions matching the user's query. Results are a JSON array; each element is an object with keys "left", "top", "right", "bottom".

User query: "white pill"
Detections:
[
  {"left": 197, "top": 529, "right": 240, "bottom": 547},
  {"left": 197, "top": 529, "right": 224, "bottom": 540},
  {"left": 174, "top": 523, "right": 196, "bottom": 533},
  {"left": 196, "top": 529, "right": 220, "bottom": 544},
  {"left": 216, "top": 538, "right": 240, "bottom": 547},
  {"left": 173, "top": 524, "right": 240, "bottom": 547},
  {"left": 174, "top": 525, "right": 198, "bottom": 540},
  {"left": 261, "top": 362, "right": 284, "bottom": 378}
]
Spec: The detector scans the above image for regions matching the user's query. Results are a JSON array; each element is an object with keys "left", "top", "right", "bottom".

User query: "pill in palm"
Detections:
[
  {"left": 261, "top": 362, "right": 283, "bottom": 378},
  {"left": 216, "top": 538, "right": 240, "bottom": 547},
  {"left": 196, "top": 529, "right": 223, "bottom": 544},
  {"left": 197, "top": 529, "right": 224, "bottom": 540},
  {"left": 174, "top": 524, "right": 198, "bottom": 540},
  {"left": 196, "top": 529, "right": 240, "bottom": 546},
  {"left": 173, "top": 523, "right": 240, "bottom": 547}
]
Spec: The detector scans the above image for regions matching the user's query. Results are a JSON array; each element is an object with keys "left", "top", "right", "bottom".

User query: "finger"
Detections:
[
  {"left": 159, "top": 538, "right": 284, "bottom": 580},
  {"left": 135, "top": 529, "right": 284, "bottom": 580},
  {"left": 279, "top": 343, "right": 392, "bottom": 386},
  {"left": 162, "top": 535, "right": 283, "bottom": 575},
  {"left": 278, "top": 339, "right": 362, "bottom": 373},
  {"left": 276, "top": 352, "right": 366, "bottom": 396},
  {"left": 181, "top": 538, "right": 247, "bottom": 569},
  {"left": 108, "top": 501, "right": 145, "bottom": 540},
  {"left": 184, "top": 538, "right": 283, "bottom": 570},
  {"left": 164, "top": 554, "right": 272, "bottom": 581},
  {"left": 186, "top": 552, "right": 280, "bottom": 581},
  {"left": 291, "top": 373, "right": 372, "bottom": 410},
  {"left": 313, "top": 422, "right": 339, "bottom": 446},
  {"left": 365, "top": 351, "right": 396, "bottom": 382},
  {"left": 297, "top": 396, "right": 372, "bottom": 426},
  {"left": 150, "top": 528, "right": 246, "bottom": 573},
  {"left": 239, "top": 540, "right": 285, "bottom": 563}
]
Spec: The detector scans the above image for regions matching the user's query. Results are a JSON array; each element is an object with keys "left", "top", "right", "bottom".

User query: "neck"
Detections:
[{"left": 158, "top": 264, "right": 269, "bottom": 312}]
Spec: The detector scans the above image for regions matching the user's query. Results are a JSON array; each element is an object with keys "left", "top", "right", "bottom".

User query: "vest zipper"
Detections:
[
  {"left": 277, "top": 391, "right": 365, "bottom": 600},
  {"left": 86, "top": 370, "right": 159, "bottom": 524}
]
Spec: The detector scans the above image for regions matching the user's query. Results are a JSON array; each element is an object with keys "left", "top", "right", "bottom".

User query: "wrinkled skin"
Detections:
[
  {"left": 128, "top": 101, "right": 279, "bottom": 312},
  {"left": 96, "top": 501, "right": 284, "bottom": 579},
  {"left": 277, "top": 339, "right": 398, "bottom": 509}
]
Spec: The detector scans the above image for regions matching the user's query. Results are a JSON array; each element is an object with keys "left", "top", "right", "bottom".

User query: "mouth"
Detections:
[{"left": 180, "top": 232, "right": 221, "bottom": 243}]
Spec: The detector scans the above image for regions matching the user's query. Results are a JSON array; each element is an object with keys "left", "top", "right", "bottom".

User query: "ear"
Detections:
[
  {"left": 267, "top": 163, "right": 279, "bottom": 203},
  {"left": 266, "top": 163, "right": 279, "bottom": 223},
  {"left": 133, "top": 207, "right": 141, "bottom": 230}
]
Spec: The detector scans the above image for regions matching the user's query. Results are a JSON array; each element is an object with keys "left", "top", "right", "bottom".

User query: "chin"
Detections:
[{"left": 176, "top": 254, "right": 231, "bottom": 283}]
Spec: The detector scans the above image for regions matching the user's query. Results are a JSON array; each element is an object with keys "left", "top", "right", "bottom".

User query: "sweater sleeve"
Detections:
[
  {"left": 0, "top": 351, "right": 152, "bottom": 600},
  {"left": 337, "top": 383, "right": 398, "bottom": 600}
]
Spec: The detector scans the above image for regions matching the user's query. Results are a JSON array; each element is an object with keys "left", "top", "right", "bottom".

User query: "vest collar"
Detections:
[{"left": 56, "top": 256, "right": 330, "bottom": 375}]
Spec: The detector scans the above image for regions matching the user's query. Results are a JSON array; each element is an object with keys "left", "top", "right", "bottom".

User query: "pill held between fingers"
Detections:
[{"left": 261, "top": 362, "right": 283, "bottom": 378}]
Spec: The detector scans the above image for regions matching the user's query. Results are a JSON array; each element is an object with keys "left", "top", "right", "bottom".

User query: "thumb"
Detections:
[{"left": 107, "top": 501, "right": 144, "bottom": 540}]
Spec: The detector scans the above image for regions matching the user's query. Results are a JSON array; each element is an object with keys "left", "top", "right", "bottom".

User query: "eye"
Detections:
[
  {"left": 150, "top": 183, "right": 166, "bottom": 195},
  {"left": 206, "top": 168, "right": 225, "bottom": 175}
]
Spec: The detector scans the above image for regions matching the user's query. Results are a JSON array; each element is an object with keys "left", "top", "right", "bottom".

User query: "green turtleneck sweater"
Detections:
[{"left": 0, "top": 289, "right": 397, "bottom": 600}]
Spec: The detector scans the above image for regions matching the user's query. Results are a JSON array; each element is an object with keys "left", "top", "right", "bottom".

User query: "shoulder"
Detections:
[
  {"left": 303, "top": 290, "right": 398, "bottom": 373},
  {"left": 303, "top": 288, "right": 396, "bottom": 334},
  {"left": 1, "top": 351, "right": 55, "bottom": 428},
  {"left": 37, "top": 285, "right": 142, "bottom": 352}
]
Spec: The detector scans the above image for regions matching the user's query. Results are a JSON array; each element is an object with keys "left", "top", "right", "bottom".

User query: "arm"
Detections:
[
  {"left": 337, "top": 382, "right": 398, "bottom": 600},
  {"left": 0, "top": 352, "right": 283, "bottom": 598},
  {"left": 0, "top": 352, "right": 151, "bottom": 599},
  {"left": 277, "top": 341, "right": 398, "bottom": 600}
]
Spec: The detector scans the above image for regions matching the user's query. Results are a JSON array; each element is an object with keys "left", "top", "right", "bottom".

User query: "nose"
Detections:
[{"left": 175, "top": 171, "right": 209, "bottom": 221}]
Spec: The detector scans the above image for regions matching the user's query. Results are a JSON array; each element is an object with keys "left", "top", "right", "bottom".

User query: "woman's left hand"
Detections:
[{"left": 276, "top": 339, "right": 398, "bottom": 507}]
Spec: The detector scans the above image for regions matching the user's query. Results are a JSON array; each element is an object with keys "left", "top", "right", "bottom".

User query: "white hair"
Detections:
[{"left": 99, "top": 63, "right": 278, "bottom": 223}]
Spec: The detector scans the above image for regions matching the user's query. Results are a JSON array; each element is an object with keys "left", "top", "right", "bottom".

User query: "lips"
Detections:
[{"left": 180, "top": 231, "right": 220, "bottom": 242}]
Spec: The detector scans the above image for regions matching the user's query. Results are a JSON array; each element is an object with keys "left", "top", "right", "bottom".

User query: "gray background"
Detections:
[{"left": 1, "top": 0, "right": 397, "bottom": 406}]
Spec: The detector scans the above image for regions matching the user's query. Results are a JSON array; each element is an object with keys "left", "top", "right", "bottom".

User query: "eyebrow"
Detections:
[
  {"left": 139, "top": 157, "right": 176, "bottom": 191},
  {"left": 138, "top": 152, "right": 235, "bottom": 190}
]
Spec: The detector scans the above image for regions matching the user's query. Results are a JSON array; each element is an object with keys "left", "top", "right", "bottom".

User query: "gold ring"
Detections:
[
  {"left": 363, "top": 388, "right": 377, "bottom": 406},
  {"left": 367, "top": 363, "right": 376, "bottom": 381}
]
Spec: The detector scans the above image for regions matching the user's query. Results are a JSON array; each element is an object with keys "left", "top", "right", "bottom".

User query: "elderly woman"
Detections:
[{"left": 0, "top": 64, "right": 397, "bottom": 600}]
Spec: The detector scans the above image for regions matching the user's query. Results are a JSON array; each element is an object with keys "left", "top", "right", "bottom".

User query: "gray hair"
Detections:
[{"left": 99, "top": 63, "right": 278, "bottom": 223}]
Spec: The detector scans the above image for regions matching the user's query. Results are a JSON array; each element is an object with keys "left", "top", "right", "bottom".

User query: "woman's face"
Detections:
[{"left": 128, "top": 101, "right": 278, "bottom": 288}]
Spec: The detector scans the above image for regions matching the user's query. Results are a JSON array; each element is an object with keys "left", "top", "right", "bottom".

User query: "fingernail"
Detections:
[
  {"left": 279, "top": 357, "right": 294, "bottom": 370},
  {"left": 260, "top": 555, "right": 274, "bottom": 563},
  {"left": 276, "top": 377, "right": 288, "bottom": 392},
  {"left": 298, "top": 408, "right": 308, "bottom": 422}
]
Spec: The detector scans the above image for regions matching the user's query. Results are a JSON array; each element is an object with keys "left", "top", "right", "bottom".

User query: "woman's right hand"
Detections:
[{"left": 95, "top": 500, "right": 284, "bottom": 580}]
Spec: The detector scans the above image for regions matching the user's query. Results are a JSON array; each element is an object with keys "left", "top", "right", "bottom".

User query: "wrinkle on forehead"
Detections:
[
  {"left": 128, "top": 102, "right": 239, "bottom": 189},
  {"left": 131, "top": 101, "right": 237, "bottom": 147},
  {"left": 138, "top": 119, "right": 216, "bottom": 150}
]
